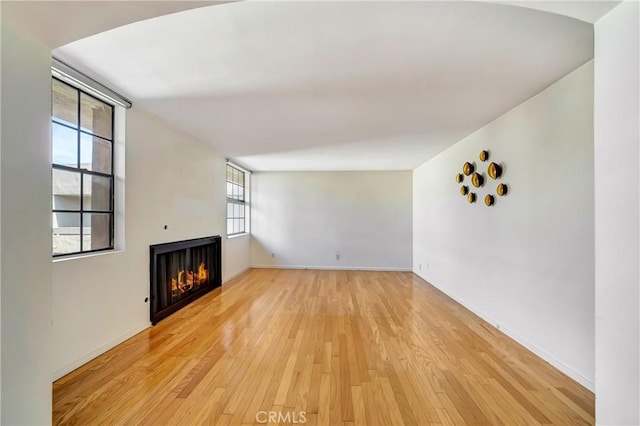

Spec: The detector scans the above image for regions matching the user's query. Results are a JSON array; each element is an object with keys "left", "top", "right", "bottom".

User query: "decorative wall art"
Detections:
[
  {"left": 456, "top": 149, "right": 509, "bottom": 207},
  {"left": 471, "top": 172, "right": 484, "bottom": 188},
  {"left": 488, "top": 162, "right": 502, "bottom": 179}
]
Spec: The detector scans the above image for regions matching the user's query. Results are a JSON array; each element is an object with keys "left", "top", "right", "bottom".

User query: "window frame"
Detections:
[
  {"left": 226, "top": 164, "right": 249, "bottom": 237},
  {"left": 52, "top": 77, "right": 116, "bottom": 257}
]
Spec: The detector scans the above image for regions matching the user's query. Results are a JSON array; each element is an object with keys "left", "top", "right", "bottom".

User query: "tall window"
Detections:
[
  {"left": 226, "top": 164, "right": 247, "bottom": 236},
  {"left": 52, "top": 78, "right": 115, "bottom": 256}
]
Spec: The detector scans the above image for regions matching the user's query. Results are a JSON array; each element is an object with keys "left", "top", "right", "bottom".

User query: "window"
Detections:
[
  {"left": 52, "top": 77, "right": 115, "bottom": 256},
  {"left": 226, "top": 164, "right": 248, "bottom": 236}
]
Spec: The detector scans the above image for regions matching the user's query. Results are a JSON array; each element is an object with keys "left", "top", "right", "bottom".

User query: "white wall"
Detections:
[
  {"left": 594, "top": 1, "right": 640, "bottom": 423},
  {"left": 225, "top": 235, "right": 251, "bottom": 280},
  {"left": 0, "top": 23, "right": 53, "bottom": 425},
  {"left": 52, "top": 108, "right": 249, "bottom": 379},
  {"left": 251, "top": 171, "right": 412, "bottom": 270},
  {"left": 413, "top": 61, "right": 595, "bottom": 389}
]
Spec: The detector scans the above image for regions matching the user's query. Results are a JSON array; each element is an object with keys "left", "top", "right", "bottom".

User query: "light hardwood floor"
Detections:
[{"left": 53, "top": 269, "right": 594, "bottom": 425}]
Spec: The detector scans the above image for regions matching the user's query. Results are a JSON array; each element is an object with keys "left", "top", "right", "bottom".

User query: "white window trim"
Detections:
[
  {"left": 226, "top": 161, "right": 251, "bottom": 238},
  {"left": 51, "top": 59, "right": 130, "bottom": 260},
  {"left": 52, "top": 57, "right": 131, "bottom": 108}
]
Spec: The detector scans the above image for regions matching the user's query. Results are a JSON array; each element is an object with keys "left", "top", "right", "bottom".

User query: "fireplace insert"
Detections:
[{"left": 150, "top": 236, "right": 221, "bottom": 324}]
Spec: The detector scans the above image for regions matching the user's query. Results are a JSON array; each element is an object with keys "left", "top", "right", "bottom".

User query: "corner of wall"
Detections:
[{"left": 412, "top": 61, "right": 595, "bottom": 391}]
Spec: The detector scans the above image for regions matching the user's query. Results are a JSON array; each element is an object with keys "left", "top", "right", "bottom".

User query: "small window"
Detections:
[
  {"left": 52, "top": 77, "right": 115, "bottom": 256},
  {"left": 226, "top": 164, "right": 248, "bottom": 236}
]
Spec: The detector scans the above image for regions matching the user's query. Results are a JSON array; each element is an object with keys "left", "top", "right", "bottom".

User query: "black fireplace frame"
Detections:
[{"left": 150, "top": 235, "right": 222, "bottom": 325}]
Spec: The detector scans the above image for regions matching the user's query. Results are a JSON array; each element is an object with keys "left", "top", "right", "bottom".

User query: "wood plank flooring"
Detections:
[{"left": 53, "top": 269, "right": 594, "bottom": 425}]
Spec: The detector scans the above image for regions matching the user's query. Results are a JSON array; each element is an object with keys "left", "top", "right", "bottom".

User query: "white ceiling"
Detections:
[
  {"left": 495, "top": 0, "right": 619, "bottom": 23},
  {"left": 1, "top": 1, "right": 232, "bottom": 49},
  {"left": 52, "top": 1, "right": 612, "bottom": 171}
]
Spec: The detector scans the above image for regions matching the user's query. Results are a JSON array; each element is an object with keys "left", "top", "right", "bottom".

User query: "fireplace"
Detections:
[{"left": 150, "top": 236, "right": 221, "bottom": 324}]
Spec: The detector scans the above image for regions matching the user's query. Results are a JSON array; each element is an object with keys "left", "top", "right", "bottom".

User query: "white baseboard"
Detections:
[
  {"left": 413, "top": 270, "right": 595, "bottom": 392},
  {"left": 223, "top": 266, "right": 251, "bottom": 282},
  {"left": 52, "top": 322, "right": 150, "bottom": 381},
  {"left": 251, "top": 264, "right": 412, "bottom": 272}
]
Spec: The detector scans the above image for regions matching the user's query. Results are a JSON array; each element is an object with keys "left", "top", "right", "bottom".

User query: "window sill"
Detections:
[
  {"left": 52, "top": 249, "right": 124, "bottom": 263},
  {"left": 227, "top": 233, "right": 250, "bottom": 240}
]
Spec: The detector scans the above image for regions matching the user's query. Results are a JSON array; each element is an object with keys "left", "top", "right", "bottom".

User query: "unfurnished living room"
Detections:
[{"left": 1, "top": 1, "right": 639, "bottom": 425}]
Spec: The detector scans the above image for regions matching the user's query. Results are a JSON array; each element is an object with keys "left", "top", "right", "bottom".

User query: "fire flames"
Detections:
[{"left": 171, "top": 262, "right": 208, "bottom": 296}]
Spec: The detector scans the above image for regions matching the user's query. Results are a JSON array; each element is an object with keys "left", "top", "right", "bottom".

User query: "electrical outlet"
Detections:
[{"left": 336, "top": 253, "right": 341, "bottom": 260}]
